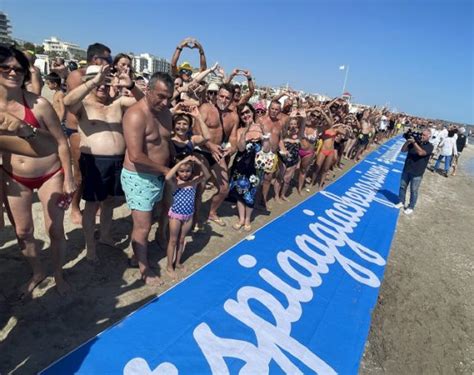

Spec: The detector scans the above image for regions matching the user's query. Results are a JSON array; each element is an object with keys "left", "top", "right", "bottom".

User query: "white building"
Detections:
[
  {"left": 43, "top": 36, "right": 86, "bottom": 59},
  {"left": 0, "top": 12, "right": 12, "bottom": 46},
  {"left": 132, "top": 53, "right": 170, "bottom": 75}
]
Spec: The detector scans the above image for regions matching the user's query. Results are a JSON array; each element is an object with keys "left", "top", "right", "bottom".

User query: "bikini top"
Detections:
[
  {"left": 244, "top": 123, "right": 267, "bottom": 142},
  {"left": 23, "top": 94, "right": 41, "bottom": 129},
  {"left": 282, "top": 138, "right": 301, "bottom": 144},
  {"left": 323, "top": 129, "right": 337, "bottom": 138},
  {"left": 173, "top": 139, "right": 194, "bottom": 159},
  {"left": 303, "top": 130, "right": 318, "bottom": 143}
]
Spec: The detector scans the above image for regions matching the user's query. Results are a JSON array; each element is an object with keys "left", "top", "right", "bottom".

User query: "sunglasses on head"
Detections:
[{"left": 0, "top": 65, "right": 26, "bottom": 75}]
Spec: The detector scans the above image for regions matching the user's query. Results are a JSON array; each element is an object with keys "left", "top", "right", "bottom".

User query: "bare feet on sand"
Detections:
[
  {"left": 70, "top": 210, "right": 82, "bottom": 225},
  {"left": 141, "top": 269, "right": 163, "bottom": 286},
  {"left": 166, "top": 266, "right": 178, "bottom": 281},
  {"left": 176, "top": 263, "right": 187, "bottom": 273}
]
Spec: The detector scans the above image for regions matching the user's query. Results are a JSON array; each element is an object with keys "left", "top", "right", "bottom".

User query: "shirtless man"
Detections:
[
  {"left": 63, "top": 64, "right": 143, "bottom": 263},
  {"left": 66, "top": 42, "right": 112, "bottom": 224},
  {"left": 353, "top": 109, "right": 372, "bottom": 161},
  {"left": 196, "top": 83, "right": 238, "bottom": 226},
  {"left": 279, "top": 97, "right": 294, "bottom": 125},
  {"left": 121, "top": 72, "right": 174, "bottom": 285},
  {"left": 257, "top": 100, "right": 285, "bottom": 209}
]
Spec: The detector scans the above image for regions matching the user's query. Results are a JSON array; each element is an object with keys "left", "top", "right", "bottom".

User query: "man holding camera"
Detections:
[{"left": 396, "top": 129, "right": 433, "bottom": 215}]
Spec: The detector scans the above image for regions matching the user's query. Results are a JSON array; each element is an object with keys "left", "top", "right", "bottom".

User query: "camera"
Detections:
[{"left": 403, "top": 129, "right": 423, "bottom": 143}]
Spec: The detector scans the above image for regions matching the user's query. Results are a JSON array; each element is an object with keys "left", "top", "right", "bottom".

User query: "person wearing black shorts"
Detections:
[{"left": 79, "top": 153, "right": 124, "bottom": 201}]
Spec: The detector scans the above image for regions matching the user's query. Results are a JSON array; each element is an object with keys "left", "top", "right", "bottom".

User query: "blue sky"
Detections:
[{"left": 1, "top": 0, "right": 473, "bottom": 124}]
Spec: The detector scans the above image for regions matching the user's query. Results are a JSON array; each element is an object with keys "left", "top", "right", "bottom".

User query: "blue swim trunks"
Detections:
[{"left": 121, "top": 168, "right": 164, "bottom": 212}]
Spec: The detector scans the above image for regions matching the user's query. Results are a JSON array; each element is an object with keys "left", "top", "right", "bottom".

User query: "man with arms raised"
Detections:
[
  {"left": 195, "top": 83, "right": 238, "bottom": 226},
  {"left": 224, "top": 69, "right": 255, "bottom": 110},
  {"left": 121, "top": 72, "right": 174, "bottom": 285},
  {"left": 63, "top": 64, "right": 143, "bottom": 263}
]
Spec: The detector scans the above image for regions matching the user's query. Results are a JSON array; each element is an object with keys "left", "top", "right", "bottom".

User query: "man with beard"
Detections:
[{"left": 195, "top": 83, "right": 238, "bottom": 226}]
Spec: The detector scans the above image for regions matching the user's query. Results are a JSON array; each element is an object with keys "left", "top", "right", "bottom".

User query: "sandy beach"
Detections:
[
  {"left": 361, "top": 145, "right": 474, "bottom": 374},
  {"left": 1, "top": 141, "right": 473, "bottom": 374}
]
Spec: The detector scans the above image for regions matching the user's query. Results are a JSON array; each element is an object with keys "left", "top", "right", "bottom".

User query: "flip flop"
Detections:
[
  {"left": 208, "top": 216, "right": 226, "bottom": 227},
  {"left": 232, "top": 223, "right": 243, "bottom": 230},
  {"left": 243, "top": 224, "right": 252, "bottom": 232}
]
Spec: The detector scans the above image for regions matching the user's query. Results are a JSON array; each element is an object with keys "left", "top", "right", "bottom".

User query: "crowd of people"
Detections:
[{"left": 0, "top": 38, "right": 467, "bottom": 296}]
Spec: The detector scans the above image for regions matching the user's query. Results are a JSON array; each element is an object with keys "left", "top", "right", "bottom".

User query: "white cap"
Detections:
[
  {"left": 207, "top": 83, "right": 219, "bottom": 91},
  {"left": 85, "top": 65, "right": 101, "bottom": 76}
]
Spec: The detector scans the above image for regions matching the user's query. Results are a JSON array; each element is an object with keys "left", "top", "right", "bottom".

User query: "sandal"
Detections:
[
  {"left": 243, "top": 224, "right": 252, "bottom": 232},
  {"left": 208, "top": 216, "right": 226, "bottom": 227},
  {"left": 232, "top": 223, "right": 243, "bottom": 230}
]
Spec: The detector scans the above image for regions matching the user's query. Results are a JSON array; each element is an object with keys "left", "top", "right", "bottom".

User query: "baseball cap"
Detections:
[{"left": 207, "top": 82, "right": 219, "bottom": 91}]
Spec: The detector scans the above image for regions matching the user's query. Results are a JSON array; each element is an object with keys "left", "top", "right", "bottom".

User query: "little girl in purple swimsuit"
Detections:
[{"left": 164, "top": 155, "right": 210, "bottom": 280}]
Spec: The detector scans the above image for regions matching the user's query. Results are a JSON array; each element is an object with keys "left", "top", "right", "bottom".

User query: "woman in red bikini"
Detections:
[
  {"left": 310, "top": 103, "right": 346, "bottom": 189},
  {"left": 0, "top": 46, "right": 75, "bottom": 296}
]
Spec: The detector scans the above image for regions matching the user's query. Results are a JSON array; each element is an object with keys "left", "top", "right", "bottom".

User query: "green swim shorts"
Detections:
[{"left": 121, "top": 168, "right": 165, "bottom": 212}]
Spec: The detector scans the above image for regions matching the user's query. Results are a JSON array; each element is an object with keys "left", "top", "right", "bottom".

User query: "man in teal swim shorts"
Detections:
[{"left": 122, "top": 72, "right": 174, "bottom": 285}]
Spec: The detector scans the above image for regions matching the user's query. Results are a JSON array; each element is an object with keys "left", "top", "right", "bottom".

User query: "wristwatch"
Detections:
[{"left": 19, "top": 125, "right": 38, "bottom": 140}]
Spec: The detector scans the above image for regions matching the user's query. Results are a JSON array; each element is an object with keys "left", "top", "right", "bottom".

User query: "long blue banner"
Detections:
[{"left": 42, "top": 137, "right": 406, "bottom": 375}]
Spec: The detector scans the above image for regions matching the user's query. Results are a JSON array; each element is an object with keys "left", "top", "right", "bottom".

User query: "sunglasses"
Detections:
[
  {"left": 180, "top": 69, "right": 193, "bottom": 76},
  {"left": 0, "top": 65, "right": 26, "bottom": 75},
  {"left": 207, "top": 91, "right": 217, "bottom": 95},
  {"left": 256, "top": 109, "right": 266, "bottom": 114},
  {"left": 241, "top": 110, "right": 252, "bottom": 116},
  {"left": 95, "top": 55, "right": 113, "bottom": 64}
]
